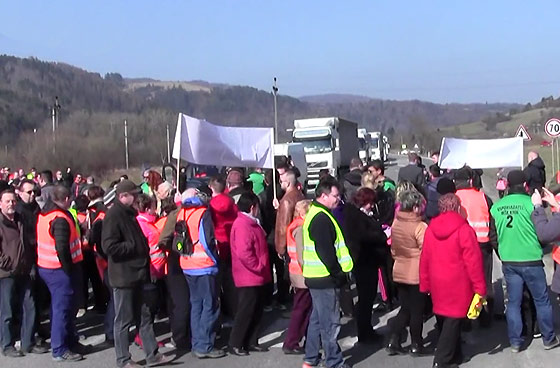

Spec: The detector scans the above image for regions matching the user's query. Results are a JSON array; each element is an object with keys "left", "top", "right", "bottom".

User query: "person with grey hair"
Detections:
[
  {"left": 386, "top": 189, "right": 428, "bottom": 356},
  {"left": 159, "top": 188, "right": 224, "bottom": 359}
]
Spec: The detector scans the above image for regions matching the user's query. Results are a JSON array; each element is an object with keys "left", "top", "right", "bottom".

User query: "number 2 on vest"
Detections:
[{"left": 506, "top": 215, "right": 513, "bottom": 228}]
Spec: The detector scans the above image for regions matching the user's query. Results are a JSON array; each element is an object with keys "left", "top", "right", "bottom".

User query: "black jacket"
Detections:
[
  {"left": 304, "top": 201, "right": 348, "bottom": 289},
  {"left": 343, "top": 169, "right": 363, "bottom": 202},
  {"left": 398, "top": 164, "right": 426, "bottom": 192},
  {"left": 88, "top": 201, "right": 108, "bottom": 260},
  {"left": 15, "top": 199, "right": 40, "bottom": 251},
  {"left": 41, "top": 201, "right": 75, "bottom": 274},
  {"left": 524, "top": 157, "right": 546, "bottom": 193},
  {"left": 102, "top": 201, "right": 150, "bottom": 288},
  {"left": 424, "top": 177, "right": 442, "bottom": 220},
  {"left": 342, "top": 203, "right": 388, "bottom": 268}
]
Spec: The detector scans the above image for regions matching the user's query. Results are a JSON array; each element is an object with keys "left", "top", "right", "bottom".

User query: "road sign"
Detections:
[
  {"left": 515, "top": 124, "right": 531, "bottom": 141},
  {"left": 545, "top": 118, "right": 560, "bottom": 138}
]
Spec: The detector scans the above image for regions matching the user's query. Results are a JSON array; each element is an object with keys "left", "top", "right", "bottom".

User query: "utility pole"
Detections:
[
  {"left": 272, "top": 77, "right": 279, "bottom": 143},
  {"left": 124, "top": 119, "right": 129, "bottom": 170},
  {"left": 51, "top": 96, "right": 61, "bottom": 154},
  {"left": 166, "top": 124, "right": 171, "bottom": 163}
]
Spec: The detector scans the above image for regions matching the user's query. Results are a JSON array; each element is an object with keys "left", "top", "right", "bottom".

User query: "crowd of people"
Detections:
[{"left": 0, "top": 151, "right": 559, "bottom": 368}]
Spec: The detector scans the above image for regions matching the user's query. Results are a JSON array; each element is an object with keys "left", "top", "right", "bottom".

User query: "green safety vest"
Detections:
[
  {"left": 490, "top": 193, "right": 542, "bottom": 263},
  {"left": 302, "top": 203, "right": 353, "bottom": 278}
]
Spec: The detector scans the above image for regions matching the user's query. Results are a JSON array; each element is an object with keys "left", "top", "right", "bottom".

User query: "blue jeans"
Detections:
[
  {"left": 503, "top": 264, "right": 555, "bottom": 347},
  {"left": 38, "top": 267, "right": 81, "bottom": 357},
  {"left": 0, "top": 276, "right": 36, "bottom": 351},
  {"left": 305, "top": 288, "right": 344, "bottom": 368},
  {"left": 185, "top": 274, "right": 219, "bottom": 353}
]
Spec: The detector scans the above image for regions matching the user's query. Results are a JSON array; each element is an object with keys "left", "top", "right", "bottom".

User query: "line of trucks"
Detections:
[{"left": 275, "top": 117, "right": 389, "bottom": 190}]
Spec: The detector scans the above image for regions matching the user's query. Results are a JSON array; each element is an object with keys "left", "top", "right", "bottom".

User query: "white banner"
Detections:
[
  {"left": 172, "top": 113, "right": 274, "bottom": 169},
  {"left": 439, "top": 137, "right": 524, "bottom": 169}
]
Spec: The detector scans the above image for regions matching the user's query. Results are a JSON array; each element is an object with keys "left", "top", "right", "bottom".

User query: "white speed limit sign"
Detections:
[{"left": 545, "top": 118, "right": 560, "bottom": 137}]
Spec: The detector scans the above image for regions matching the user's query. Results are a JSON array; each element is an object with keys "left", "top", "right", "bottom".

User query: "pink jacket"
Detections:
[
  {"left": 230, "top": 212, "right": 271, "bottom": 287},
  {"left": 137, "top": 213, "right": 166, "bottom": 279}
]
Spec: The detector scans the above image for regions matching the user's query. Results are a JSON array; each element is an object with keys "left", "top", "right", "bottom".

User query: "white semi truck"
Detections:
[
  {"left": 357, "top": 128, "right": 369, "bottom": 165},
  {"left": 366, "top": 131, "right": 387, "bottom": 162},
  {"left": 292, "top": 117, "right": 359, "bottom": 189}
]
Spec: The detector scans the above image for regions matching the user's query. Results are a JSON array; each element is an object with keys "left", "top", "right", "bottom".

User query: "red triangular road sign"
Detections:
[{"left": 515, "top": 125, "right": 531, "bottom": 141}]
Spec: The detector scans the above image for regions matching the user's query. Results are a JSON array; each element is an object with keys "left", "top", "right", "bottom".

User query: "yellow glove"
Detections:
[{"left": 467, "top": 293, "right": 487, "bottom": 320}]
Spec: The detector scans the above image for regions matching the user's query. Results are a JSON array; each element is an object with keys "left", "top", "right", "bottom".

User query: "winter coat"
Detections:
[
  {"left": 15, "top": 199, "right": 40, "bottom": 251},
  {"left": 0, "top": 212, "right": 33, "bottom": 278},
  {"left": 343, "top": 169, "right": 363, "bottom": 202},
  {"left": 342, "top": 203, "right": 388, "bottom": 269},
  {"left": 230, "top": 212, "right": 271, "bottom": 287},
  {"left": 523, "top": 156, "right": 546, "bottom": 193},
  {"left": 101, "top": 201, "right": 150, "bottom": 288},
  {"left": 424, "top": 177, "right": 442, "bottom": 220},
  {"left": 391, "top": 211, "right": 427, "bottom": 284},
  {"left": 209, "top": 193, "right": 238, "bottom": 260},
  {"left": 398, "top": 164, "right": 426, "bottom": 192},
  {"left": 275, "top": 188, "right": 305, "bottom": 255},
  {"left": 420, "top": 211, "right": 486, "bottom": 318}
]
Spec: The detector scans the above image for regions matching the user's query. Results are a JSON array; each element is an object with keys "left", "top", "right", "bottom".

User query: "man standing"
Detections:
[
  {"left": 342, "top": 158, "right": 363, "bottom": 201},
  {"left": 454, "top": 166, "right": 497, "bottom": 326},
  {"left": 36, "top": 170, "right": 56, "bottom": 209},
  {"left": 398, "top": 153, "right": 426, "bottom": 191},
  {"left": 490, "top": 171, "right": 559, "bottom": 352},
  {"left": 0, "top": 190, "right": 47, "bottom": 356},
  {"left": 37, "top": 186, "right": 88, "bottom": 362},
  {"left": 524, "top": 151, "right": 546, "bottom": 194},
  {"left": 226, "top": 170, "right": 247, "bottom": 204},
  {"left": 424, "top": 164, "right": 442, "bottom": 221},
  {"left": 367, "top": 159, "right": 396, "bottom": 192},
  {"left": 303, "top": 178, "right": 353, "bottom": 368},
  {"left": 102, "top": 180, "right": 173, "bottom": 368},
  {"left": 160, "top": 188, "right": 225, "bottom": 359},
  {"left": 275, "top": 170, "right": 305, "bottom": 256}
]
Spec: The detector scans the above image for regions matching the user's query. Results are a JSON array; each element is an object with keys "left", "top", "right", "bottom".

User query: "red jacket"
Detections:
[
  {"left": 420, "top": 211, "right": 486, "bottom": 318},
  {"left": 230, "top": 212, "right": 271, "bottom": 287},
  {"left": 209, "top": 193, "right": 238, "bottom": 260}
]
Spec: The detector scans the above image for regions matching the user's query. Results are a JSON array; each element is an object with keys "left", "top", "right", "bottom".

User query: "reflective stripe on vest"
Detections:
[
  {"left": 137, "top": 214, "right": 167, "bottom": 273},
  {"left": 37, "top": 210, "right": 83, "bottom": 269},
  {"left": 177, "top": 208, "right": 215, "bottom": 270},
  {"left": 456, "top": 188, "right": 490, "bottom": 243},
  {"left": 287, "top": 217, "right": 305, "bottom": 276},
  {"left": 302, "top": 203, "right": 353, "bottom": 278}
]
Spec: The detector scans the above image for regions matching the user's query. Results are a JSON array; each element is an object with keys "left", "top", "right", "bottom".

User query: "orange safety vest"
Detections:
[
  {"left": 155, "top": 216, "right": 167, "bottom": 232},
  {"left": 456, "top": 188, "right": 490, "bottom": 243},
  {"left": 90, "top": 211, "right": 108, "bottom": 280},
  {"left": 37, "top": 210, "right": 83, "bottom": 269},
  {"left": 286, "top": 217, "right": 304, "bottom": 276},
  {"left": 177, "top": 207, "right": 215, "bottom": 271},
  {"left": 137, "top": 214, "right": 167, "bottom": 278}
]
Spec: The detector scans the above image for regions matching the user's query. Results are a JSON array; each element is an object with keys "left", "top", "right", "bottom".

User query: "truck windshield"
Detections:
[
  {"left": 359, "top": 138, "right": 367, "bottom": 150},
  {"left": 370, "top": 138, "right": 379, "bottom": 148},
  {"left": 294, "top": 139, "right": 333, "bottom": 154}
]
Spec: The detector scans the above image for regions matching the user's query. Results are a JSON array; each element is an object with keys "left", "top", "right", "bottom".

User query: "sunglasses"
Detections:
[{"left": 24, "top": 190, "right": 34, "bottom": 195}]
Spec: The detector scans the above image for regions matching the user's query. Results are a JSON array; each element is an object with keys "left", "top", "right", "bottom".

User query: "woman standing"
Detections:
[
  {"left": 386, "top": 189, "right": 427, "bottom": 355},
  {"left": 420, "top": 194, "right": 486, "bottom": 367}
]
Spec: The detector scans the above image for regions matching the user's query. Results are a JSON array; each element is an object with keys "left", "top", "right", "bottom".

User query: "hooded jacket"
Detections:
[
  {"left": 523, "top": 156, "right": 546, "bottom": 193},
  {"left": 209, "top": 193, "right": 238, "bottom": 260},
  {"left": 420, "top": 211, "right": 486, "bottom": 318}
]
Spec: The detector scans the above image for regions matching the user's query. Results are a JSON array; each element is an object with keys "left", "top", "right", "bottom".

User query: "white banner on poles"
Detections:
[
  {"left": 439, "top": 137, "right": 524, "bottom": 169},
  {"left": 172, "top": 113, "right": 274, "bottom": 169}
]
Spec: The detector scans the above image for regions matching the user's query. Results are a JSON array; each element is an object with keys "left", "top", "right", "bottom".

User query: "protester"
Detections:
[
  {"left": 424, "top": 164, "right": 442, "bottom": 221},
  {"left": 367, "top": 159, "right": 396, "bottom": 192},
  {"left": 229, "top": 192, "right": 271, "bottom": 355},
  {"left": 386, "top": 189, "right": 427, "bottom": 356},
  {"left": 227, "top": 170, "right": 247, "bottom": 204},
  {"left": 247, "top": 168, "right": 266, "bottom": 196},
  {"left": 342, "top": 157, "right": 363, "bottom": 201},
  {"left": 302, "top": 178, "right": 353, "bottom": 368},
  {"left": 523, "top": 151, "right": 546, "bottom": 194},
  {"left": 420, "top": 193, "right": 487, "bottom": 367},
  {"left": 71, "top": 173, "right": 84, "bottom": 200},
  {"left": 490, "top": 170, "right": 559, "bottom": 352},
  {"left": 398, "top": 153, "right": 426, "bottom": 192},
  {"left": 102, "top": 180, "right": 173, "bottom": 367},
  {"left": 36, "top": 170, "right": 55, "bottom": 209}
]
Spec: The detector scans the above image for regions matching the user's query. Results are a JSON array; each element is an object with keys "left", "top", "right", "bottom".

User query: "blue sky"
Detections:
[{"left": 1, "top": 1, "right": 559, "bottom": 103}]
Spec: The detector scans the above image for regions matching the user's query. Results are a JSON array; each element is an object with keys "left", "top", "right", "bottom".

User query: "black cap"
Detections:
[
  {"left": 436, "top": 177, "right": 456, "bottom": 195},
  {"left": 453, "top": 166, "right": 473, "bottom": 181},
  {"left": 507, "top": 170, "right": 526, "bottom": 187},
  {"left": 116, "top": 179, "right": 141, "bottom": 195}
]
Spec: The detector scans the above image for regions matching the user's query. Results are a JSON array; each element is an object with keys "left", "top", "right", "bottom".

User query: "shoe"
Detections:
[
  {"left": 511, "top": 345, "right": 521, "bottom": 353},
  {"left": 52, "top": 350, "right": 83, "bottom": 362},
  {"left": 275, "top": 303, "right": 288, "bottom": 311},
  {"left": 192, "top": 348, "right": 226, "bottom": 359},
  {"left": 386, "top": 336, "right": 406, "bottom": 356},
  {"left": 24, "top": 345, "right": 49, "bottom": 354},
  {"left": 146, "top": 353, "right": 175, "bottom": 367},
  {"left": 409, "top": 343, "right": 425, "bottom": 357},
  {"left": 134, "top": 333, "right": 143, "bottom": 347},
  {"left": 76, "top": 308, "right": 86, "bottom": 318},
  {"left": 302, "top": 362, "right": 318, "bottom": 368},
  {"left": 248, "top": 345, "right": 269, "bottom": 352},
  {"left": 282, "top": 346, "right": 305, "bottom": 355},
  {"left": 432, "top": 363, "right": 458, "bottom": 368},
  {"left": 263, "top": 305, "right": 273, "bottom": 312},
  {"left": 544, "top": 336, "right": 560, "bottom": 350},
  {"left": 229, "top": 347, "right": 249, "bottom": 356},
  {"left": 73, "top": 342, "right": 93, "bottom": 355},
  {"left": 2, "top": 347, "right": 24, "bottom": 357},
  {"left": 122, "top": 361, "right": 143, "bottom": 368}
]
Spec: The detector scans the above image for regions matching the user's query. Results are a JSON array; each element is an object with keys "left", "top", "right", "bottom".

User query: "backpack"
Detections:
[{"left": 172, "top": 210, "right": 200, "bottom": 255}]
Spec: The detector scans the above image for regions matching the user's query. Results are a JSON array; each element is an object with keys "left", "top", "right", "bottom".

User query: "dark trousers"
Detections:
[
  {"left": 0, "top": 275, "right": 35, "bottom": 351},
  {"left": 81, "top": 250, "right": 108, "bottom": 309},
  {"left": 379, "top": 255, "right": 395, "bottom": 304},
  {"left": 266, "top": 248, "right": 290, "bottom": 305},
  {"left": 165, "top": 274, "right": 190, "bottom": 348},
  {"left": 283, "top": 287, "right": 312, "bottom": 349},
  {"left": 479, "top": 244, "right": 494, "bottom": 325},
  {"left": 434, "top": 315, "right": 463, "bottom": 366},
  {"left": 33, "top": 274, "right": 51, "bottom": 341},
  {"left": 113, "top": 285, "right": 158, "bottom": 367},
  {"left": 389, "top": 283, "right": 426, "bottom": 345},
  {"left": 103, "top": 273, "right": 114, "bottom": 341},
  {"left": 229, "top": 285, "right": 267, "bottom": 349},
  {"left": 217, "top": 258, "right": 237, "bottom": 320},
  {"left": 185, "top": 274, "right": 219, "bottom": 354},
  {"left": 38, "top": 266, "right": 81, "bottom": 358},
  {"left": 355, "top": 265, "right": 379, "bottom": 340}
]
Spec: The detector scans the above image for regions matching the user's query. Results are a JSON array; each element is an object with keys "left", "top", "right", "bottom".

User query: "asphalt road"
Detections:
[{"left": 2, "top": 154, "right": 559, "bottom": 368}]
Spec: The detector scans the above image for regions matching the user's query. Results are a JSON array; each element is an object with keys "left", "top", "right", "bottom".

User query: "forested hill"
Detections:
[{"left": 0, "top": 54, "right": 521, "bottom": 172}]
